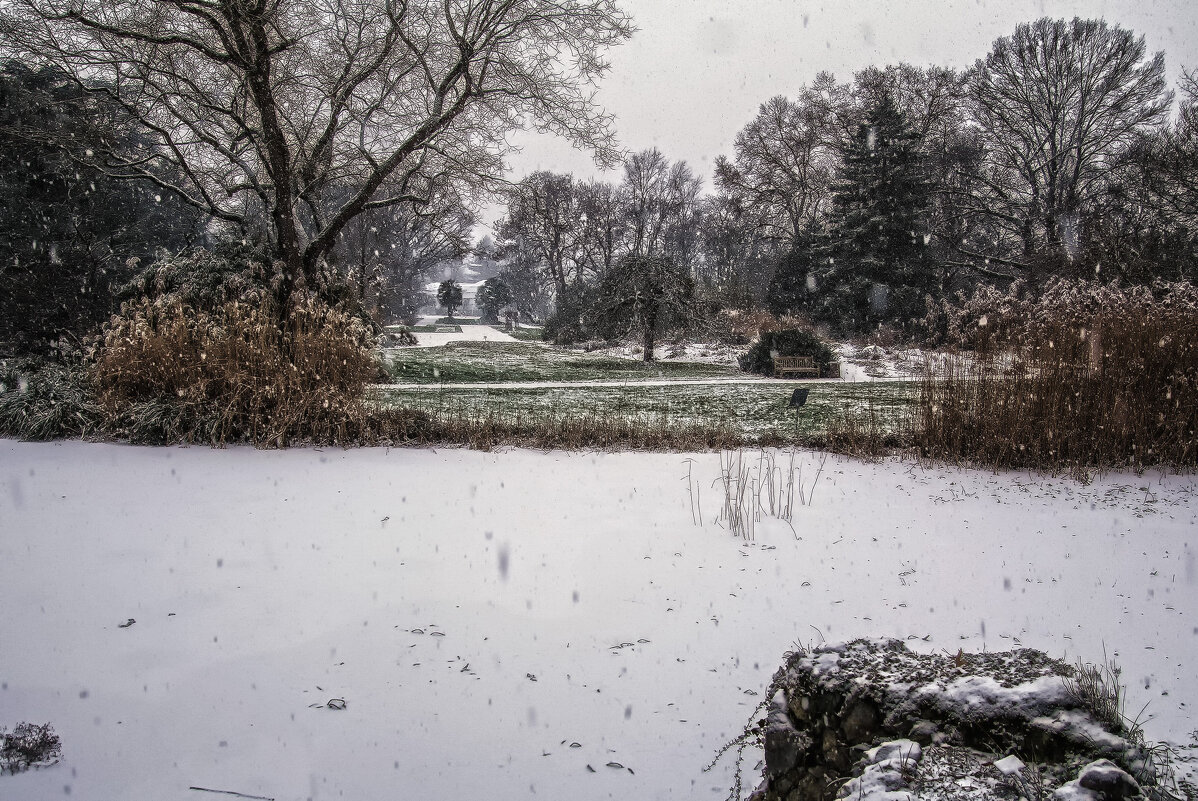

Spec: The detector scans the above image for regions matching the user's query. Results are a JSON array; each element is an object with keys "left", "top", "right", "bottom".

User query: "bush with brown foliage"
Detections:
[
  {"left": 917, "top": 280, "right": 1198, "bottom": 473},
  {"left": 716, "top": 309, "right": 825, "bottom": 344},
  {"left": 91, "top": 289, "right": 401, "bottom": 446},
  {"left": 84, "top": 246, "right": 415, "bottom": 446}
]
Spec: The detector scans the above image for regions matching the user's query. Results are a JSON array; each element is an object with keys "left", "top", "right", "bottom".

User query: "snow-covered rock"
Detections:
[{"left": 748, "top": 639, "right": 1169, "bottom": 801}]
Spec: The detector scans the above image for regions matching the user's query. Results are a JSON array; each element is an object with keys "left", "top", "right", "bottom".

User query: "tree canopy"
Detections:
[
  {"left": 0, "top": 61, "right": 203, "bottom": 354},
  {"left": 969, "top": 18, "right": 1171, "bottom": 272},
  {"left": 0, "top": 0, "right": 634, "bottom": 305},
  {"left": 437, "top": 279, "right": 463, "bottom": 318}
]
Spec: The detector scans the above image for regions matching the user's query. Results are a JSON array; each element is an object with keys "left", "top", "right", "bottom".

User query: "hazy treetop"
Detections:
[{"left": 500, "top": 0, "right": 1195, "bottom": 190}]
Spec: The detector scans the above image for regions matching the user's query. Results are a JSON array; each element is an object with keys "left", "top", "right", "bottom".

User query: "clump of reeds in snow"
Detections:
[
  {"left": 1063, "top": 652, "right": 1187, "bottom": 801},
  {"left": 697, "top": 448, "right": 828, "bottom": 540},
  {"left": 92, "top": 292, "right": 386, "bottom": 446}
]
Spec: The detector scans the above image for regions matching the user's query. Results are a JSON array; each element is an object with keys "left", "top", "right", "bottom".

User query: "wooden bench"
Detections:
[{"left": 773, "top": 356, "right": 820, "bottom": 378}]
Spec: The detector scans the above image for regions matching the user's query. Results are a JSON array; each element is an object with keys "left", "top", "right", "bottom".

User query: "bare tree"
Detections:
[
  {"left": 697, "top": 192, "right": 772, "bottom": 306},
  {"left": 854, "top": 64, "right": 965, "bottom": 143},
  {"left": 337, "top": 183, "right": 474, "bottom": 323},
  {"left": 497, "top": 170, "right": 580, "bottom": 299},
  {"left": 1142, "top": 68, "right": 1198, "bottom": 221},
  {"left": 622, "top": 148, "right": 702, "bottom": 264},
  {"left": 574, "top": 178, "right": 625, "bottom": 281},
  {"left": 0, "top": 0, "right": 633, "bottom": 306},
  {"left": 969, "top": 17, "right": 1171, "bottom": 270},
  {"left": 714, "top": 80, "right": 841, "bottom": 245}
]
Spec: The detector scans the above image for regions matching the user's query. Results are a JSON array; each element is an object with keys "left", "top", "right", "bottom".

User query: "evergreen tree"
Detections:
[
  {"left": 476, "top": 277, "right": 513, "bottom": 323},
  {"left": 766, "top": 232, "right": 826, "bottom": 317},
  {"left": 437, "top": 280, "right": 463, "bottom": 318},
  {"left": 818, "top": 92, "right": 933, "bottom": 332},
  {"left": 0, "top": 62, "right": 203, "bottom": 356}
]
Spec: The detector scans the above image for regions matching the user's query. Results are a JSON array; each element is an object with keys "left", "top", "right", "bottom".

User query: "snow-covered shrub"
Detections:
[
  {"left": 117, "top": 245, "right": 276, "bottom": 310},
  {"left": 0, "top": 722, "right": 61, "bottom": 774},
  {"left": 738, "top": 330, "right": 835, "bottom": 377},
  {"left": 918, "top": 280, "right": 1032, "bottom": 350},
  {"left": 0, "top": 357, "right": 101, "bottom": 440}
]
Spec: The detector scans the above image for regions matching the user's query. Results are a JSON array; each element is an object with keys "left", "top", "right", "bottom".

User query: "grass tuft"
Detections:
[
  {"left": 0, "top": 359, "right": 102, "bottom": 440},
  {"left": 1064, "top": 653, "right": 1188, "bottom": 801}
]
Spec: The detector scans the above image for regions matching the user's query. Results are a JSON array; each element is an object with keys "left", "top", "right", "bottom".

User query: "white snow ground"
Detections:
[
  {"left": 409, "top": 316, "right": 519, "bottom": 348},
  {"left": 1, "top": 441, "right": 1195, "bottom": 801}
]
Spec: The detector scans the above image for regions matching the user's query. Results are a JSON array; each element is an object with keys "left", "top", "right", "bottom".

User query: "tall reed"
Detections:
[
  {"left": 92, "top": 294, "right": 384, "bottom": 446},
  {"left": 917, "top": 283, "right": 1198, "bottom": 473}
]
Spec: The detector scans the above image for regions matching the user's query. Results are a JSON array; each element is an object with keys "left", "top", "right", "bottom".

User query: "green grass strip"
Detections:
[
  {"left": 385, "top": 341, "right": 743, "bottom": 384},
  {"left": 374, "top": 381, "right": 916, "bottom": 441}
]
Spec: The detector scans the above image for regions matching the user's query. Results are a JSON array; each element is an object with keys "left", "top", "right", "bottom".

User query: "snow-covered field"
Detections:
[
  {"left": 2, "top": 441, "right": 1195, "bottom": 800},
  {"left": 408, "top": 316, "right": 520, "bottom": 348}
]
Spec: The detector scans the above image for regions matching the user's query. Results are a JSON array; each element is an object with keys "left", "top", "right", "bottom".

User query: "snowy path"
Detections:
[
  {"left": 408, "top": 316, "right": 519, "bottom": 347},
  {"left": 2, "top": 441, "right": 1195, "bottom": 801},
  {"left": 375, "top": 376, "right": 835, "bottom": 390}
]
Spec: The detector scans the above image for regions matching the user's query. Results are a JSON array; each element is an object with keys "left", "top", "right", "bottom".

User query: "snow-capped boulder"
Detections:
[{"left": 747, "top": 639, "right": 1165, "bottom": 801}]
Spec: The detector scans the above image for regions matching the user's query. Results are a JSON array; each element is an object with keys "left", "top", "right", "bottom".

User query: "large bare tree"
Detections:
[
  {"left": 0, "top": 0, "right": 632, "bottom": 304},
  {"left": 496, "top": 170, "right": 579, "bottom": 298},
  {"left": 621, "top": 147, "right": 702, "bottom": 265},
  {"left": 713, "top": 77, "right": 842, "bottom": 246},
  {"left": 969, "top": 17, "right": 1171, "bottom": 270}
]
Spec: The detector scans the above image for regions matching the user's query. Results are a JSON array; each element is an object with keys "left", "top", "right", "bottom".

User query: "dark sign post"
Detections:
[{"left": 788, "top": 388, "right": 809, "bottom": 437}]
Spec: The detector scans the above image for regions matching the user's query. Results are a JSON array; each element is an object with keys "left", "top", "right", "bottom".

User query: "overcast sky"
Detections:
[{"left": 479, "top": 0, "right": 1197, "bottom": 235}]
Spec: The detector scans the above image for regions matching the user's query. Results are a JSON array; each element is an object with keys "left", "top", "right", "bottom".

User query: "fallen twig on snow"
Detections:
[{"left": 189, "top": 786, "right": 274, "bottom": 801}]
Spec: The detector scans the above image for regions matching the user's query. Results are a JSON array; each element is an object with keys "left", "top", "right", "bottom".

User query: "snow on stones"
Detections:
[{"left": 748, "top": 639, "right": 1171, "bottom": 801}]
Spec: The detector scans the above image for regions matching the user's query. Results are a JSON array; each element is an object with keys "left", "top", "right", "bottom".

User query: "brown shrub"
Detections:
[
  {"left": 917, "top": 281, "right": 1198, "bottom": 473},
  {"left": 719, "top": 309, "right": 821, "bottom": 342},
  {"left": 92, "top": 293, "right": 390, "bottom": 446}
]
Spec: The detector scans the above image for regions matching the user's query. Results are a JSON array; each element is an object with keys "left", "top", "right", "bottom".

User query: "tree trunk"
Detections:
[
  {"left": 642, "top": 305, "right": 657, "bottom": 362},
  {"left": 553, "top": 263, "right": 568, "bottom": 303}
]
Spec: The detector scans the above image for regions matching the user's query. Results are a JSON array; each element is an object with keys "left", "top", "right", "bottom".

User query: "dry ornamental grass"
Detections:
[
  {"left": 91, "top": 293, "right": 406, "bottom": 446},
  {"left": 916, "top": 281, "right": 1198, "bottom": 474}
]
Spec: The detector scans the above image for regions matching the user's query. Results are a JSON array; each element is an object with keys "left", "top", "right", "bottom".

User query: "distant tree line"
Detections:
[
  {"left": 2, "top": 11, "right": 1195, "bottom": 358},
  {"left": 494, "top": 17, "right": 1197, "bottom": 342}
]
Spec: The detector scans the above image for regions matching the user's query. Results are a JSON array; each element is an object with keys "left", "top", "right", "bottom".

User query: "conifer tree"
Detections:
[
  {"left": 437, "top": 280, "right": 464, "bottom": 319},
  {"left": 818, "top": 92, "right": 933, "bottom": 332}
]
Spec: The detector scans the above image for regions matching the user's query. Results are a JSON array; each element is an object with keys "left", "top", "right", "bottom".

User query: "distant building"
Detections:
[
  {"left": 418, "top": 238, "right": 501, "bottom": 317},
  {"left": 422, "top": 279, "right": 488, "bottom": 316}
]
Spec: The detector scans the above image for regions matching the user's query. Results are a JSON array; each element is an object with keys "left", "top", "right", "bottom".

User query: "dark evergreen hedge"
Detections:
[{"left": 738, "top": 329, "right": 835, "bottom": 376}]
